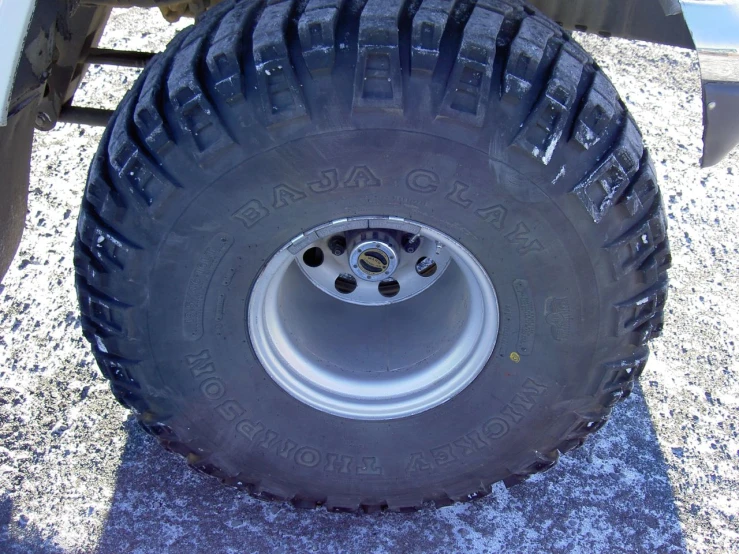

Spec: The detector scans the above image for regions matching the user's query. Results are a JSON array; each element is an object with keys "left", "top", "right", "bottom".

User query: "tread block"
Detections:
[
  {"left": 85, "top": 157, "right": 129, "bottom": 229},
  {"left": 134, "top": 27, "right": 195, "bottom": 156},
  {"left": 615, "top": 283, "right": 667, "bottom": 343},
  {"left": 513, "top": 43, "right": 587, "bottom": 165},
  {"left": 77, "top": 211, "right": 136, "bottom": 272},
  {"left": 573, "top": 72, "right": 618, "bottom": 150},
  {"left": 475, "top": 0, "right": 521, "bottom": 11},
  {"left": 78, "top": 287, "right": 129, "bottom": 336},
  {"left": 168, "top": 19, "right": 235, "bottom": 161},
  {"left": 476, "top": 0, "right": 524, "bottom": 39},
  {"left": 74, "top": 261, "right": 144, "bottom": 308},
  {"left": 600, "top": 350, "right": 649, "bottom": 406},
  {"left": 572, "top": 117, "right": 644, "bottom": 224},
  {"left": 206, "top": 0, "right": 260, "bottom": 104},
  {"left": 439, "top": 6, "right": 505, "bottom": 126},
  {"left": 251, "top": 485, "right": 291, "bottom": 503},
  {"left": 385, "top": 494, "right": 424, "bottom": 513},
  {"left": 618, "top": 159, "right": 659, "bottom": 218},
  {"left": 637, "top": 312, "right": 664, "bottom": 344},
  {"left": 85, "top": 146, "right": 162, "bottom": 252},
  {"left": 108, "top": 135, "right": 178, "bottom": 210},
  {"left": 639, "top": 240, "right": 672, "bottom": 286},
  {"left": 568, "top": 412, "right": 610, "bottom": 437},
  {"left": 557, "top": 437, "right": 585, "bottom": 453},
  {"left": 253, "top": 0, "right": 307, "bottom": 124},
  {"left": 110, "top": 384, "right": 150, "bottom": 414},
  {"left": 99, "top": 357, "right": 142, "bottom": 390},
  {"left": 135, "top": 81, "right": 174, "bottom": 156},
  {"left": 502, "top": 15, "right": 561, "bottom": 105},
  {"left": 353, "top": 0, "right": 406, "bottom": 111},
  {"left": 504, "top": 449, "right": 559, "bottom": 488},
  {"left": 443, "top": 481, "right": 492, "bottom": 503},
  {"left": 324, "top": 496, "right": 362, "bottom": 513},
  {"left": 411, "top": 0, "right": 456, "bottom": 74},
  {"left": 608, "top": 203, "right": 669, "bottom": 281},
  {"left": 299, "top": 0, "right": 344, "bottom": 74}
]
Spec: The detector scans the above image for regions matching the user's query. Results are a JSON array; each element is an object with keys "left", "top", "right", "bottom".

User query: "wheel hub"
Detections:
[{"left": 295, "top": 226, "right": 452, "bottom": 307}]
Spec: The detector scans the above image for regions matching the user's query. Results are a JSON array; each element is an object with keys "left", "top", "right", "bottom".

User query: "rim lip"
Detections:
[{"left": 248, "top": 217, "right": 500, "bottom": 421}]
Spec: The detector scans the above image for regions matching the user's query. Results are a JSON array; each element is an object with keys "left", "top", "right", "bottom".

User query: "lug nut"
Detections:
[
  {"left": 328, "top": 236, "right": 347, "bottom": 256},
  {"left": 402, "top": 234, "right": 420, "bottom": 254}
]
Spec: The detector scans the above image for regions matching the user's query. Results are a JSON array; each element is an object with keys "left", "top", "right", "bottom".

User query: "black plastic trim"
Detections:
[{"left": 702, "top": 82, "right": 739, "bottom": 167}]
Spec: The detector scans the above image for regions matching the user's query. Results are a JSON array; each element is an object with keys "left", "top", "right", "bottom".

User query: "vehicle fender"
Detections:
[
  {"left": 0, "top": 0, "right": 37, "bottom": 127},
  {"left": 0, "top": 0, "right": 40, "bottom": 280}
]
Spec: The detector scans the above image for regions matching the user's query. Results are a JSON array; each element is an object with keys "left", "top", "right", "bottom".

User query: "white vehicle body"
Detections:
[{"left": 0, "top": 0, "right": 36, "bottom": 126}]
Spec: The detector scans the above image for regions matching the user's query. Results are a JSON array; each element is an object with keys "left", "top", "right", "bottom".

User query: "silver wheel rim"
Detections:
[{"left": 248, "top": 217, "right": 500, "bottom": 420}]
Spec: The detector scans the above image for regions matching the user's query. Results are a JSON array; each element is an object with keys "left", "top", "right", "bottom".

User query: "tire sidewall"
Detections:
[{"left": 145, "top": 128, "right": 599, "bottom": 497}]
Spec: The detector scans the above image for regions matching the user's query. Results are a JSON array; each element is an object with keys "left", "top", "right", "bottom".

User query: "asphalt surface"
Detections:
[{"left": 0, "top": 7, "right": 738, "bottom": 554}]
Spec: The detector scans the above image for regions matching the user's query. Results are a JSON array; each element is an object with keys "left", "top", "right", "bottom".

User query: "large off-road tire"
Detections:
[{"left": 74, "top": 0, "right": 670, "bottom": 511}]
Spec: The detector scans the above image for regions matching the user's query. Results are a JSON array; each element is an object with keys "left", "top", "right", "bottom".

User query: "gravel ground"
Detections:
[{"left": 1, "top": 7, "right": 738, "bottom": 554}]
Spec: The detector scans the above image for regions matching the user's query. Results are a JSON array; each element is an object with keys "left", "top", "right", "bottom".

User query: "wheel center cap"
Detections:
[
  {"left": 358, "top": 249, "right": 389, "bottom": 274},
  {"left": 349, "top": 240, "right": 398, "bottom": 281}
]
